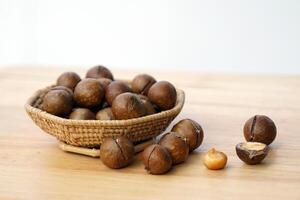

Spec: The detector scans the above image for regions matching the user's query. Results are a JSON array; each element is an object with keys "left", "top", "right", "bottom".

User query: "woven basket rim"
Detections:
[{"left": 25, "top": 85, "right": 185, "bottom": 126}]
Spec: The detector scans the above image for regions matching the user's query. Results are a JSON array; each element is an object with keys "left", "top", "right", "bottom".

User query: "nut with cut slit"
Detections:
[
  {"left": 236, "top": 142, "right": 269, "bottom": 165},
  {"left": 132, "top": 74, "right": 156, "bottom": 95},
  {"left": 244, "top": 115, "right": 276, "bottom": 145},
  {"left": 171, "top": 119, "right": 204, "bottom": 152},
  {"left": 159, "top": 132, "right": 189, "bottom": 165},
  {"left": 141, "top": 144, "right": 172, "bottom": 175},
  {"left": 100, "top": 137, "right": 134, "bottom": 169}
]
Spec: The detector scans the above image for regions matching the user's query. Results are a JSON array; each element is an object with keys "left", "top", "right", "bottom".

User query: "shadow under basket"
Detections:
[{"left": 25, "top": 85, "right": 185, "bottom": 148}]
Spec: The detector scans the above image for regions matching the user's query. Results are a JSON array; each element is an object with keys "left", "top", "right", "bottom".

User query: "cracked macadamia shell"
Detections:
[
  {"left": 69, "top": 108, "right": 96, "bottom": 120},
  {"left": 148, "top": 81, "right": 177, "bottom": 111},
  {"left": 74, "top": 79, "right": 104, "bottom": 108},
  {"left": 100, "top": 137, "right": 134, "bottom": 169},
  {"left": 244, "top": 115, "right": 277, "bottom": 145},
  {"left": 159, "top": 132, "right": 189, "bottom": 165},
  {"left": 42, "top": 88, "right": 73, "bottom": 117},
  {"left": 141, "top": 144, "right": 172, "bottom": 175},
  {"left": 96, "top": 107, "right": 115, "bottom": 120},
  {"left": 236, "top": 142, "right": 269, "bottom": 165},
  {"left": 105, "top": 81, "right": 132, "bottom": 105},
  {"left": 112, "top": 92, "right": 146, "bottom": 120},
  {"left": 56, "top": 72, "right": 81, "bottom": 91},
  {"left": 131, "top": 74, "right": 156, "bottom": 95},
  {"left": 171, "top": 119, "right": 204, "bottom": 152},
  {"left": 85, "top": 65, "right": 114, "bottom": 80}
]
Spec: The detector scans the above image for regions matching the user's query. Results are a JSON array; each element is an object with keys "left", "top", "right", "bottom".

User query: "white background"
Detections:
[{"left": 0, "top": 0, "right": 299, "bottom": 73}]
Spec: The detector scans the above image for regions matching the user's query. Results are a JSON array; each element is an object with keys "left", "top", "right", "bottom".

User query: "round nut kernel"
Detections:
[{"left": 203, "top": 148, "right": 227, "bottom": 170}]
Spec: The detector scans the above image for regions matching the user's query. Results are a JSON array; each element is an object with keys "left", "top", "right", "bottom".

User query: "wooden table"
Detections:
[{"left": 0, "top": 67, "right": 299, "bottom": 200}]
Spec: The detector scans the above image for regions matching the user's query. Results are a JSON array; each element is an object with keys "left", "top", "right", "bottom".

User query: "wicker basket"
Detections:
[{"left": 25, "top": 85, "right": 185, "bottom": 148}]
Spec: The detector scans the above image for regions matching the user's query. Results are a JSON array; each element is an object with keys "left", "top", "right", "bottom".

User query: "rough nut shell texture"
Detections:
[
  {"left": 148, "top": 81, "right": 177, "bottom": 111},
  {"left": 74, "top": 79, "right": 104, "bottom": 108},
  {"left": 244, "top": 115, "right": 276, "bottom": 145},
  {"left": 159, "top": 132, "right": 189, "bottom": 165},
  {"left": 171, "top": 119, "right": 204, "bottom": 152},
  {"left": 141, "top": 144, "right": 172, "bottom": 175},
  {"left": 100, "top": 137, "right": 134, "bottom": 169}
]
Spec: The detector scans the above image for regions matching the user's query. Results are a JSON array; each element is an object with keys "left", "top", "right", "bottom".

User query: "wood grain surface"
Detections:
[{"left": 0, "top": 67, "right": 299, "bottom": 200}]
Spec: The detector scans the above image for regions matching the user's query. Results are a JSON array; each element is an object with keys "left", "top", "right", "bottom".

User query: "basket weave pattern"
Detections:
[{"left": 25, "top": 85, "right": 185, "bottom": 147}]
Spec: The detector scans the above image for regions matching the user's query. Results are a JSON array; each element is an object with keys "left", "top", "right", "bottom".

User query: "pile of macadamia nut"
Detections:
[
  {"left": 42, "top": 65, "right": 278, "bottom": 175},
  {"left": 99, "top": 114, "right": 277, "bottom": 175},
  {"left": 42, "top": 65, "right": 177, "bottom": 120},
  {"left": 100, "top": 118, "right": 204, "bottom": 175}
]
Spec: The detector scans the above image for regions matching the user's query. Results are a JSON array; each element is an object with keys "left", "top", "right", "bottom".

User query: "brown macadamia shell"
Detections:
[
  {"left": 105, "top": 81, "right": 132, "bottom": 105},
  {"left": 148, "top": 81, "right": 177, "bottom": 111},
  {"left": 51, "top": 86, "right": 73, "bottom": 96},
  {"left": 96, "top": 78, "right": 112, "bottom": 91},
  {"left": 100, "top": 137, "right": 134, "bottom": 169},
  {"left": 171, "top": 119, "right": 204, "bottom": 152},
  {"left": 244, "top": 115, "right": 277, "bottom": 145},
  {"left": 56, "top": 72, "right": 81, "bottom": 91},
  {"left": 86, "top": 65, "right": 114, "bottom": 80},
  {"left": 141, "top": 144, "right": 172, "bottom": 175},
  {"left": 96, "top": 107, "right": 115, "bottom": 120},
  {"left": 141, "top": 98, "right": 157, "bottom": 115},
  {"left": 159, "top": 132, "right": 189, "bottom": 165},
  {"left": 42, "top": 89, "right": 73, "bottom": 117},
  {"left": 111, "top": 93, "right": 146, "bottom": 120},
  {"left": 132, "top": 74, "right": 156, "bottom": 95},
  {"left": 74, "top": 79, "right": 104, "bottom": 108},
  {"left": 69, "top": 108, "right": 96, "bottom": 120}
]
